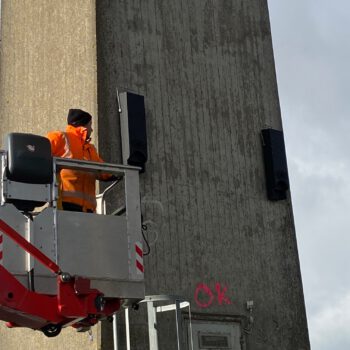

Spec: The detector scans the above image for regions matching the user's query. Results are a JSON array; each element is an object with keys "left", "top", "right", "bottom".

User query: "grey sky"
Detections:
[{"left": 268, "top": 1, "right": 350, "bottom": 349}]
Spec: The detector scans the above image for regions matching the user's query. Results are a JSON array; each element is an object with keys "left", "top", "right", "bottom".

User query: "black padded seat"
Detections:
[
  {"left": 6, "top": 133, "right": 53, "bottom": 184},
  {"left": 4, "top": 133, "right": 53, "bottom": 211}
]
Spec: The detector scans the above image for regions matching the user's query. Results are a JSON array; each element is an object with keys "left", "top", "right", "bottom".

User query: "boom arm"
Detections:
[{"left": 0, "top": 219, "right": 121, "bottom": 337}]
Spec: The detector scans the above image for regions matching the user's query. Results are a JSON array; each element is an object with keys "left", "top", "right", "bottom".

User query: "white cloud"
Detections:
[
  {"left": 268, "top": 1, "right": 350, "bottom": 349},
  {"left": 309, "top": 291, "right": 350, "bottom": 350}
]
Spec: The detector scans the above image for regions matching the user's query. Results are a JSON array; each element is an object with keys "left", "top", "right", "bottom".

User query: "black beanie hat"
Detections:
[{"left": 67, "top": 109, "right": 92, "bottom": 126}]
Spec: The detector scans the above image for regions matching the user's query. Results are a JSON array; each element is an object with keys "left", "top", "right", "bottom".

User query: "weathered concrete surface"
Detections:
[
  {"left": 0, "top": 0, "right": 98, "bottom": 143},
  {"left": 0, "top": 0, "right": 310, "bottom": 349},
  {"left": 0, "top": 1, "right": 101, "bottom": 349},
  {"left": 96, "top": 0, "right": 310, "bottom": 349},
  {"left": 0, "top": 326, "right": 101, "bottom": 350}
]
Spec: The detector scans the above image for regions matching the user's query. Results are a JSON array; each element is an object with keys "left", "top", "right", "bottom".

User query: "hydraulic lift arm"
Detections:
[{"left": 0, "top": 219, "right": 121, "bottom": 337}]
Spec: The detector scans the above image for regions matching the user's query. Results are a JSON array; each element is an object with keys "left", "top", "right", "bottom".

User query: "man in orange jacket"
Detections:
[{"left": 47, "top": 109, "right": 111, "bottom": 213}]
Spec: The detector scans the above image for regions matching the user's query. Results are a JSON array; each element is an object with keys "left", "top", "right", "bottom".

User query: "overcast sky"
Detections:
[{"left": 267, "top": 1, "right": 350, "bottom": 349}]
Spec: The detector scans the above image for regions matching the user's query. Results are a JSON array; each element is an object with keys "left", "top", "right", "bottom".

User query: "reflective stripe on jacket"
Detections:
[{"left": 47, "top": 125, "right": 105, "bottom": 212}]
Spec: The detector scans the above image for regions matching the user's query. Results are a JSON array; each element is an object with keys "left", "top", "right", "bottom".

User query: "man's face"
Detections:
[{"left": 86, "top": 120, "right": 93, "bottom": 139}]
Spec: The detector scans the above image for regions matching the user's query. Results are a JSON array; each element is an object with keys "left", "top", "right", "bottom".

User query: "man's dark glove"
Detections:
[{"left": 99, "top": 175, "right": 122, "bottom": 182}]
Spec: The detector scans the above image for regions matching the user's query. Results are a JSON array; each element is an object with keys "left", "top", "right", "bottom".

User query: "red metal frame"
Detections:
[{"left": 0, "top": 219, "right": 121, "bottom": 334}]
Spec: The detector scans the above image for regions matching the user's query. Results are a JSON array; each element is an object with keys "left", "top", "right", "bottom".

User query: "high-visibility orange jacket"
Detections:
[{"left": 47, "top": 125, "right": 106, "bottom": 212}]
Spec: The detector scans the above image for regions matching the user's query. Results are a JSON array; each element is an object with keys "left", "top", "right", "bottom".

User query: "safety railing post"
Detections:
[
  {"left": 175, "top": 299, "right": 184, "bottom": 350},
  {"left": 147, "top": 301, "right": 159, "bottom": 350},
  {"left": 125, "top": 308, "right": 131, "bottom": 350},
  {"left": 113, "top": 313, "right": 118, "bottom": 350}
]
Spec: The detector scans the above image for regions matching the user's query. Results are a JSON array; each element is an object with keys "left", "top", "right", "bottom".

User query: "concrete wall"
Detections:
[
  {"left": 0, "top": 1, "right": 101, "bottom": 349},
  {"left": 0, "top": 0, "right": 310, "bottom": 349},
  {"left": 0, "top": 0, "right": 98, "bottom": 142},
  {"left": 96, "top": 0, "right": 310, "bottom": 349}
]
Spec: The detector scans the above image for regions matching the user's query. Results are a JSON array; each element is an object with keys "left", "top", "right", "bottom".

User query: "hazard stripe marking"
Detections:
[
  {"left": 136, "top": 260, "right": 144, "bottom": 273},
  {"left": 135, "top": 244, "right": 143, "bottom": 258},
  {"left": 135, "top": 242, "right": 144, "bottom": 274}
]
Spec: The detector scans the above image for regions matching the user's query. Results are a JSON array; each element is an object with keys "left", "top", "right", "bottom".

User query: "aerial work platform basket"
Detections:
[{"left": 0, "top": 133, "right": 145, "bottom": 336}]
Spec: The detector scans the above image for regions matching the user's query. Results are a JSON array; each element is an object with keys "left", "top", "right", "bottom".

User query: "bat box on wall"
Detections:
[
  {"left": 261, "top": 128, "right": 290, "bottom": 201},
  {"left": 119, "top": 92, "right": 148, "bottom": 172}
]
